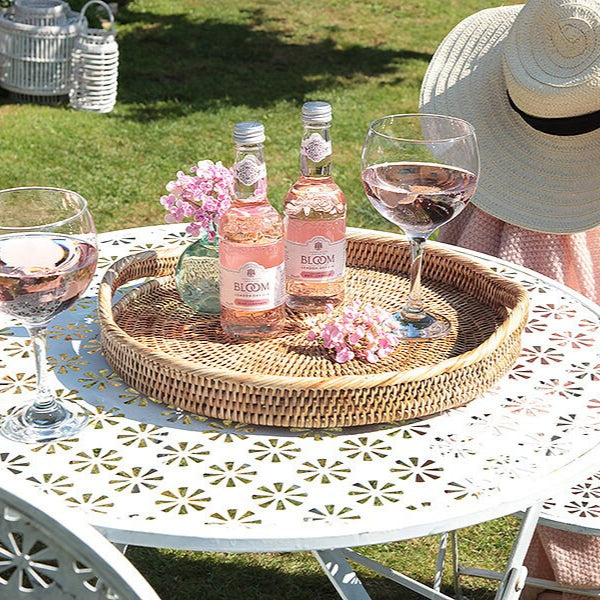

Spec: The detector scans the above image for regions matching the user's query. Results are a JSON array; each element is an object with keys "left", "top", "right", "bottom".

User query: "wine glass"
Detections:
[
  {"left": 0, "top": 187, "right": 98, "bottom": 443},
  {"left": 361, "top": 114, "right": 479, "bottom": 339}
]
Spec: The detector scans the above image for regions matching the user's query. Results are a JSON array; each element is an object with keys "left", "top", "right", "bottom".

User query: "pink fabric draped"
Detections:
[
  {"left": 522, "top": 526, "right": 600, "bottom": 600},
  {"left": 438, "top": 203, "right": 600, "bottom": 599},
  {"left": 437, "top": 203, "right": 600, "bottom": 305}
]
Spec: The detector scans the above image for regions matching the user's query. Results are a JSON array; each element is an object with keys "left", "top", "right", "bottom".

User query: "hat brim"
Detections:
[{"left": 419, "top": 5, "right": 600, "bottom": 234}]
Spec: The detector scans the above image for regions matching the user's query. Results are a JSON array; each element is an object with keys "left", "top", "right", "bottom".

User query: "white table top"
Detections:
[{"left": 1, "top": 225, "right": 599, "bottom": 551}]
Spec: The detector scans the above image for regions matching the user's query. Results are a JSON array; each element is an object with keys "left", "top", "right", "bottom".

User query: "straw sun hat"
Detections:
[{"left": 419, "top": 0, "right": 600, "bottom": 234}]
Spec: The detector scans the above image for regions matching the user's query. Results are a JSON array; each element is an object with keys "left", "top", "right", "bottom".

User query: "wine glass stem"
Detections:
[
  {"left": 28, "top": 325, "right": 61, "bottom": 416},
  {"left": 401, "top": 236, "right": 427, "bottom": 322}
]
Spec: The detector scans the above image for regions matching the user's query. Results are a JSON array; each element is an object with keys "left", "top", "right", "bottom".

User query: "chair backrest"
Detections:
[{"left": 0, "top": 475, "right": 161, "bottom": 599}]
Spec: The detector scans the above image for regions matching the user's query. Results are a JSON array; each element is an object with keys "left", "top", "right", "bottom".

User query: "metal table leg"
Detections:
[
  {"left": 454, "top": 503, "right": 542, "bottom": 600},
  {"left": 313, "top": 549, "right": 373, "bottom": 600},
  {"left": 317, "top": 503, "right": 541, "bottom": 600}
]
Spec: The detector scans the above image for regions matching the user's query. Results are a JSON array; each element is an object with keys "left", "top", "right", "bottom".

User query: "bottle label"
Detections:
[
  {"left": 220, "top": 261, "right": 285, "bottom": 311},
  {"left": 301, "top": 133, "right": 332, "bottom": 163},
  {"left": 286, "top": 235, "right": 346, "bottom": 282},
  {"left": 234, "top": 156, "right": 266, "bottom": 187}
]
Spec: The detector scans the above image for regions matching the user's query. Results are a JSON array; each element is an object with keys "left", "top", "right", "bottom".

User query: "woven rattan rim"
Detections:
[{"left": 98, "top": 228, "right": 530, "bottom": 427}]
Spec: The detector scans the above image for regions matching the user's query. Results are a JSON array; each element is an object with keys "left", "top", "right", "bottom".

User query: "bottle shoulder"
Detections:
[
  {"left": 222, "top": 200, "right": 282, "bottom": 219},
  {"left": 219, "top": 200, "right": 283, "bottom": 244},
  {"left": 284, "top": 176, "right": 346, "bottom": 219}
]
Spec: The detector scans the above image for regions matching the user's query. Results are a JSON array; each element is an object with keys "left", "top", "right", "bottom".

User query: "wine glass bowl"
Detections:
[
  {"left": 361, "top": 114, "right": 479, "bottom": 338},
  {"left": 0, "top": 187, "right": 98, "bottom": 443}
]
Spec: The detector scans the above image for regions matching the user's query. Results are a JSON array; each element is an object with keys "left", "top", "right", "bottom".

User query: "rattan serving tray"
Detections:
[{"left": 98, "top": 229, "right": 530, "bottom": 428}]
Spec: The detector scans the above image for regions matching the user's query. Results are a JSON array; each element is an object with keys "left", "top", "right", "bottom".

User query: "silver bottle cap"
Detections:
[
  {"left": 233, "top": 121, "right": 265, "bottom": 145},
  {"left": 302, "top": 101, "right": 332, "bottom": 124}
]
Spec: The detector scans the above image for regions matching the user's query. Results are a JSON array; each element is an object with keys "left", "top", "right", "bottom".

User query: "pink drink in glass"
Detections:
[
  {"left": 362, "top": 162, "right": 477, "bottom": 237},
  {"left": 0, "top": 233, "right": 98, "bottom": 325}
]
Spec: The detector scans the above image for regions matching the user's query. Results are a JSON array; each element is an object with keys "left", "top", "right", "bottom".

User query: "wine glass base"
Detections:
[
  {"left": 393, "top": 311, "right": 451, "bottom": 339},
  {"left": 0, "top": 399, "right": 90, "bottom": 444}
]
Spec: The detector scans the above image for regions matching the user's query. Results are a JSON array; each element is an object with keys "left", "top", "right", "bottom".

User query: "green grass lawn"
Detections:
[{"left": 0, "top": 0, "right": 522, "bottom": 597}]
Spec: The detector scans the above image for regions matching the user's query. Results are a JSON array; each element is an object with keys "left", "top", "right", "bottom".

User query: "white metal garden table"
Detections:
[{"left": 1, "top": 224, "right": 600, "bottom": 600}]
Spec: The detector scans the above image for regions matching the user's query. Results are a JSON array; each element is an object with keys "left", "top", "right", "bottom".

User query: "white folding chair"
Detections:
[{"left": 0, "top": 475, "right": 161, "bottom": 599}]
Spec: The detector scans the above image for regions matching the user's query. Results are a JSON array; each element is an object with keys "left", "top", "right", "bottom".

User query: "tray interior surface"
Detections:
[{"left": 112, "top": 262, "right": 502, "bottom": 380}]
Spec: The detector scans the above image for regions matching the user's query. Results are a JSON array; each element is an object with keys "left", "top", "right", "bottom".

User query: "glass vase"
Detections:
[{"left": 175, "top": 232, "right": 220, "bottom": 315}]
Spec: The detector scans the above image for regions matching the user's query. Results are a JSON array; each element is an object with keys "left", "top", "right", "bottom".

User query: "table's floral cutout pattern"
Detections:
[
  {"left": 248, "top": 439, "right": 301, "bottom": 462},
  {"left": 502, "top": 395, "right": 550, "bottom": 417},
  {"left": 161, "top": 407, "right": 206, "bottom": 425},
  {"left": 482, "top": 455, "right": 537, "bottom": 479},
  {"left": 349, "top": 481, "right": 403, "bottom": 505},
  {"left": 550, "top": 331, "right": 596, "bottom": 349},
  {"left": 530, "top": 435, "right": 573, "bottom": 457},
  {"left": 536, "top": 379, "right": 584, "bottom": 398},
  {"left": 563, "top": 501, "right": 600, "bottom": 518},
  {"left": 444, "top": 479, "right": 500, "bottom": 501},
  {"left": 1, "top": 225, "right": 599, "bottom": 541},
  {"left": 79, "top": 369, "right": 124, "bottom": 391},
  {"left": 386, "top": 421, "right": 431, "bottom": 438},
  {"left": 289, "top": 428, "right": 343, "bottom": 440},
  {"left": 30, "top": 439, "right": 76, "bottom": 454},
  {"left": 207, "top": 509, "right": 261, "bottom": 525},
  {"left": 65, "top": 493, "right": 115, "bottom": 514},
  {"left": 339, "top": 437, "right": 392, "bottom": 461},
  {"left": 0, "top": 373, "right": 36, "bottom": 395},
  {"left": 252, "top": 483, "right": 307, "bottom": 510},
  {"left": 26, "top": 473, "right": 73, "bottom": 496},
  {"left": 87, "top": 406, "right": 125, "bottom": 430},
  {"left": 391, "top": 458, "right": 443, "bottom": 482},
  {"left": 204, "top": 462, "right": 257, "bottom": 486},
  {"left": 202, "top": 421, "right": 254, "bottom": 442},
  {"left": 569, "top": 361, "right": 600, "bottom": 381},
  {"left": 155, "top": 488, "right": 210, "bottom": 514},
  {"left": 109, "top": 468, "right": 163, "bottom": 494},
  {"left": 306, "top": 505, "right": 361, "bottom": 522},
  {"left": 117, "top": 424, "right": 168, "bottom": 448},
  {"left": 4, "top": 339, "right": 31, "bottom": 359},
  {"left": 571, "top": 481, "right": 600, "bottom": 499},
  {"left": 297, "top": 459, "right": 351, "bottom": 484},
  {"left": 70, "top": 449, "right": 123, "bottom": 474},
  {"left": 48, "top": 353, "right": 88, "bottom": 374},
  {"left": 429, "top": 435, "right": 477, "bottom": 459},
  {"left": 47, "top": 323, "right": 93, "bottom": 341},
  {"left": 520, "top": 345, "right": 564, "bottom": 365},
  {"left": 0, "top": 453, "right": 29, "bottom": 475},
  {"left": 524, "top": 318, "right": 548, "bottom": 334},
  {"left": 532, "top": 304, "right": 578, "bottom": 320},
  {"left": 156, "top": 442, "right": 209, "bottom": 467}
]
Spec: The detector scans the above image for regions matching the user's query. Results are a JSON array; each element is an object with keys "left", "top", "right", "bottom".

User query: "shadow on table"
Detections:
[{"left": 112, "top": 6, "right": 430, "bottom": 120}]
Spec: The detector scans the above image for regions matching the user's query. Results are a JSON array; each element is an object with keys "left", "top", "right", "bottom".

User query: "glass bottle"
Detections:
[
  {"left": 219, "top": 121, "right": 286, "bottom": 338},
  {"left": 284, "top": 101, "right": 346, "bottom": 312}
]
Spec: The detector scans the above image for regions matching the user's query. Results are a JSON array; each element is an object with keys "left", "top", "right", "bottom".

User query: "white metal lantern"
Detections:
[
  {"left": 69, "top": 0, "right": 119, "bottom": 113},
  {"left": 0, "top": 0, "right": 81, "bottom": 103}
]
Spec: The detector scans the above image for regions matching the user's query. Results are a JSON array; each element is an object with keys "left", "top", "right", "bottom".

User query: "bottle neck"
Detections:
[
  {"left": 300, "top": 122, "right": 332, "bottom": 178},
  {"left": 233, "top": 143, "right": 267, "bottom": 203}
]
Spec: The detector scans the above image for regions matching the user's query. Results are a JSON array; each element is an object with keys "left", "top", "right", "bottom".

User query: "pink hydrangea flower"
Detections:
[
  {"left": 160, "top": 160, "right": 234, "bottom": 239},
  {"left": 306, "top": 300, "right": 401, "bottom": 364}
]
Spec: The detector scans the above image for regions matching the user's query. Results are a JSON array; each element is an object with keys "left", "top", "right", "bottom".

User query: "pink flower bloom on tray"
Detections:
[
  {"left": 160, "top": 160, "right": 234, "bottom": 239},
  {"left": 307, "top": 300, "right": 401, "bottom": 364}
]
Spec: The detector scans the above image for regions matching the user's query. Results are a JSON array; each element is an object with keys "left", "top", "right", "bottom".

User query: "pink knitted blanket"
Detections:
[
  {"left": 522, "top": 526, "right": 600, "bottom": 600},
  {"left": 438, "top": 204, "right": 600, "bottom": 305},
  {"left": 438, "top": 204, "right": 600, "bottom": 599}
]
